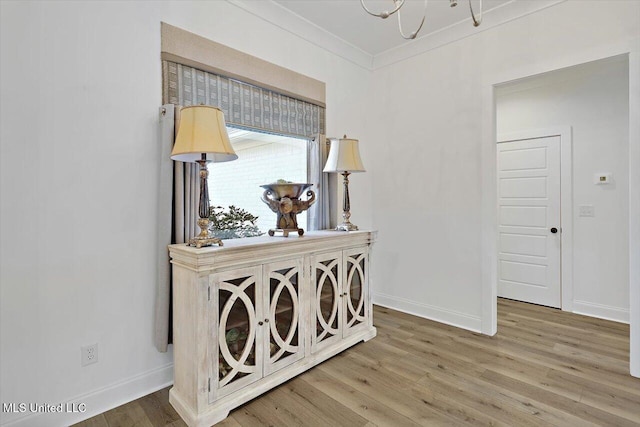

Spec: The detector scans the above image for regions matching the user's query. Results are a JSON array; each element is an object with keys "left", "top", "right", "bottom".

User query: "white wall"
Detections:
[
  {"left": 496, "top": 57, "right": 629, "bottom": 322},
  {"left": 368, "top": 1, "right": 640, "bottom": 334},
  {"left": 0, "top": 1, "right": 371, "bottom": 426}
]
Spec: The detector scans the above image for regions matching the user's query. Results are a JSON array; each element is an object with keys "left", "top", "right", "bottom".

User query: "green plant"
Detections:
[{"left": 208, "top": 205, "right": 264, "bottom": 240}]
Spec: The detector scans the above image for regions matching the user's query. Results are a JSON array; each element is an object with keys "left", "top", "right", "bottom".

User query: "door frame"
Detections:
[
  {"left": 497, "top": 128, "right": 573, "bottom": 311},
  {"left": 480, "top": 38, "right": 639, "bottom": 378}
]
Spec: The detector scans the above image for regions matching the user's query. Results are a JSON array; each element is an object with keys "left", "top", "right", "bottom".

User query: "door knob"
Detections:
[{"left": 550, "top": 227, "right": 558, "bottom": 234}]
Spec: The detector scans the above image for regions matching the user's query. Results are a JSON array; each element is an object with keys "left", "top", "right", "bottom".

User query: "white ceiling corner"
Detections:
[{"left": 229, "top": 0, "right": 568, "bottom": 70}]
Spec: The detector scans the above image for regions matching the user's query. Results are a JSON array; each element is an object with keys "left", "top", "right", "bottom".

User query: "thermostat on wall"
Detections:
[{"left": 594, "top": 173, "right": 612, "bottom": 185}]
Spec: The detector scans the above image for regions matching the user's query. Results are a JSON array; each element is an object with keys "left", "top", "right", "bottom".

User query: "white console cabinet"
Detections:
[{"left": 168, "top": 231, "right": 376, "bottom": 427}]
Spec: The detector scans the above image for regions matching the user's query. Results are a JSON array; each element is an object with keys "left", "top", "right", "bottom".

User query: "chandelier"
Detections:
[{"left": 360, "top": 0, "right": 483, "bottom": 40}]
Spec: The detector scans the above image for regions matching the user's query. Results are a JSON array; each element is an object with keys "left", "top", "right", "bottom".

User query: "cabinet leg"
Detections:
[{"left": 207, "top": 409, "right": 231, "bottom": 426}]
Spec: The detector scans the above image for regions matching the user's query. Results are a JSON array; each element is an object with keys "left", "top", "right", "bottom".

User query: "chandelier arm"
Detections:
[
  {"left": 360, "top": 0, "right": 405, "bottom": 19},
  {"left": 468, "top": 0, "right": 483, "bottom": 27},
  {"left": 396, "top": 0, "right": 428, "bottom": 40}
]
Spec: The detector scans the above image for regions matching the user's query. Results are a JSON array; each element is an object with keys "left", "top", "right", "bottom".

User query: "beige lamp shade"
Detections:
[
  {"left": 323, "top": 136, "right": 366, "bottom": 173},
  {"left": 171, "top": 105, "right": 238, "bottom": 163}
]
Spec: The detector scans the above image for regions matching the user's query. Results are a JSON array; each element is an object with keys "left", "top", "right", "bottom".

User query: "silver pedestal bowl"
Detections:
[{"left": 260, "top": 183, "right": 316, "bottom": 237}]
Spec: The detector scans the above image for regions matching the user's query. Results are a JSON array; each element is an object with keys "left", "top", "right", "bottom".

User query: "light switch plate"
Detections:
[{"left": 579, "top": 205, "right": 595, "bottom": 217}]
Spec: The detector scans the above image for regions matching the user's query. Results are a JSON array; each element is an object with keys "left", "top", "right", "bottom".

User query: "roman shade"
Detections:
[{"left": 163, "top": 61, "right": 325, "bottom": 138}]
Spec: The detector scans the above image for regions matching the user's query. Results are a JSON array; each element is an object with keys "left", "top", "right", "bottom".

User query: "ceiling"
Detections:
[{"left": 272, "top": 0, "right": 511, "bottom": 56}]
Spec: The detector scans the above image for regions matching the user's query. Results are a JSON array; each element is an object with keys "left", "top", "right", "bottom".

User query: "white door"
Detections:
[{"left": 497, "top": 136, "right": 561, "bottom": 308}]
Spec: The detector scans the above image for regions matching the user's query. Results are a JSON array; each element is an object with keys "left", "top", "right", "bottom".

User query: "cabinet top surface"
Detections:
[{"left": 168, "top": 230, "right": 376, "bottom": 267}]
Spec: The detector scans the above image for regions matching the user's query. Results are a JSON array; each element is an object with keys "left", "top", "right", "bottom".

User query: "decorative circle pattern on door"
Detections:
[
  {"left": 218, "top": 276, "right": 257, "bottom": 387},
  {"left": 345, "top": 253, "right": 366, "bottom": 328},
  {"left": 315, "top": 259, "right": 340, "bottom": 342},
  {"left": 268, "top": 268, "right": 300, "bottom": 363}
]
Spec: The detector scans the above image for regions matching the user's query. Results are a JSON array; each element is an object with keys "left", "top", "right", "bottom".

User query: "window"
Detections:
[{"left": 208, "top": 127, "right": 310, "bottom": 234}]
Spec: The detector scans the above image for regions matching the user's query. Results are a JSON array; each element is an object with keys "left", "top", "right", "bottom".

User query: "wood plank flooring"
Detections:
[{"left": 74, "top": 299, "right": 639, "bottom": 426}]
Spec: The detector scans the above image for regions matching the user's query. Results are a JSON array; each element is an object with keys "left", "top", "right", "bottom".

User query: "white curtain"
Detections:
[
  {"left": 307, "top": 134, "right": 330, "bottom": 230},
  {"left": 155, "top": 104, "right": 199, "bottom": 352},
  {"left": 172, "top": 106, "right": 200, "bottom": 244},
  {"left": 154, "top": 104, "right": 175, "bottom": 352}
]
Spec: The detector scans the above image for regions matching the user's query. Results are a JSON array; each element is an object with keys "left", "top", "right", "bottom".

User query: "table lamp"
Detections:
[
  {"left": 171, "top": 105, "right": 238, "bottom": 247},
  {"left": 323, "top": 135, "right": 366, "bottom": 231}
]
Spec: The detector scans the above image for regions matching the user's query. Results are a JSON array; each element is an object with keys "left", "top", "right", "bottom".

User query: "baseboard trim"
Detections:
[
  {"left": 373, "top": 292, "right": 482, "bottom": 333},
  {"left": 1, "top": 363, "right": 174, "bottom": 427},
  {"left": 572, "top": 300, "right": 629, "bottom": 324}
]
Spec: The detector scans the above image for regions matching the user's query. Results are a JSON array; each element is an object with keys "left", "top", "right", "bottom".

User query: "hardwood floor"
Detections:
[{"left": 74, "top": 299, "right": 639, "bottom": 426}]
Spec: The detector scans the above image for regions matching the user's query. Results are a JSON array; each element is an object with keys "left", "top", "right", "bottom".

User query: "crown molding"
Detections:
[
  {"left": 227, "top": 0, "right": 567, "bottom": 72},
  {"left": 227, "top": 0, "right": 374, "bottom": 70},
  {"left": 373, "top": 0, "right": 568, "bottom": 70}
]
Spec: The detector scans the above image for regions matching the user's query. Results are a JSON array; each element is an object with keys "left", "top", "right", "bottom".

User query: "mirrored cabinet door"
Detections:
[
  {"left": 343, "top": 248, "right": 368, "bottom": 337},
  {"left": 212, "top": 266, "right": 263, "bottom": 399},
  {"left": 263, "top": 258, "right": 305, "bottom": 375},
  {"left": 311, "top": 251, "right": 342, "bottom": 353}
]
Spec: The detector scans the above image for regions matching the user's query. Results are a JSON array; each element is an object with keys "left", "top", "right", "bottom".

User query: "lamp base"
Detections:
[
  {"left": 335, "top": 222, "right": 358, "bottom": 232},
  {"left": 187, "top": 235, "right": 223, "bottom": 248},
  {"left": 187, "top": 218, "right": 223, "bottom": 248},
  {"left": 268, "top": 228, "right": 304, "bottom": 237}
]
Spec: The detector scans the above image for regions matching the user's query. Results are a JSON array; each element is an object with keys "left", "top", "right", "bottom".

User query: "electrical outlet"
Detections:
[{"left": 81, "top": 343, "right": 99, "bottom": 367}]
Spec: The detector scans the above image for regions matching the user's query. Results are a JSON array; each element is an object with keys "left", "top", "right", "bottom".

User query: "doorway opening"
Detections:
[{"left": 494, "top": 55, "right": 630, "bottom": 323}]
